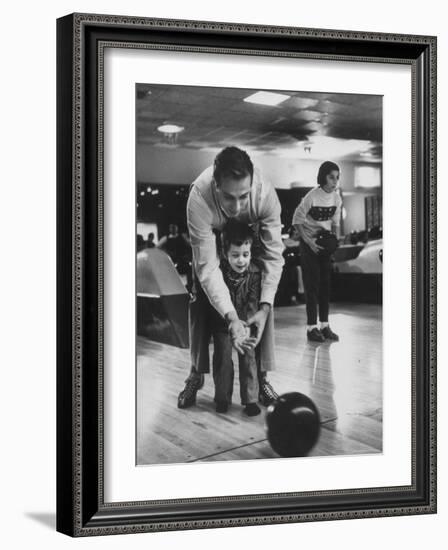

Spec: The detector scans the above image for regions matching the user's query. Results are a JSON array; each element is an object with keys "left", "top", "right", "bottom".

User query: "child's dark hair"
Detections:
[
  {"left": 317, "top": 161, "right": 340, "bottom": 187},
  {"left": 221, "top": 219, "right": 254, "bottom": 254},
  {"left": 213, "top": 146, "right": 254, "bottom": 186}
]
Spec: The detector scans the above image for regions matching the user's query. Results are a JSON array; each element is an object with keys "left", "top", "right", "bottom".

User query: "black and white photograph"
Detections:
[
  {"left": 2, "top": 0, "right": 443, "bottom": 545},
  {"left": 135, "top": 83, "right": 383, "bottom": 465}
]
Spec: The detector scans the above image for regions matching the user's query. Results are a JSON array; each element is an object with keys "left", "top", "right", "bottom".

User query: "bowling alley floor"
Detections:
[{"left": 136, "top": 303, "right": 382, "bottom": 465}]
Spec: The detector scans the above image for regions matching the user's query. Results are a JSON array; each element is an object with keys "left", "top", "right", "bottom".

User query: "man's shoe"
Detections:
[
  {"left": 259, "top": 379, "right": 279, "bottom": 407},
  {"left": 321, "top": 326, "right": 339, "bottom": 341},
  {"left": 177, "top": 372, "right": 204, "bottom": 409},
  {"left": 307, "top": 328, "right": 325, "bottom": 343}
]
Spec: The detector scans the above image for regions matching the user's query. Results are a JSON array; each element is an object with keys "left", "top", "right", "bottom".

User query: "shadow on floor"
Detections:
[{"left": 25, "top": 512, "right": 56, "bottom": 530}]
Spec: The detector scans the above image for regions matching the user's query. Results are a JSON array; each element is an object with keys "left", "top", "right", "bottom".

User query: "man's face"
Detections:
[
  {"left": 215, "top": 175, "right": 252, "bottom": 218},
  {"left": 226, "top": 241, "right": 252, "bottom": 274}
]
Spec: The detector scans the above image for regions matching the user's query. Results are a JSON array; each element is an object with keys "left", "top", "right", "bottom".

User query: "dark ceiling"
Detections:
[{"left": 136, "top": 84, "right": 382, "bottom": 162}]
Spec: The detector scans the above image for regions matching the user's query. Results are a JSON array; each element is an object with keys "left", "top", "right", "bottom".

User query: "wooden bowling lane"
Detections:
[
  {"left": 196, "top": 426, "right": 378, "bottom": 463},
  {"left": 137, "top": 303, "right": 382, "bottom": 465}
]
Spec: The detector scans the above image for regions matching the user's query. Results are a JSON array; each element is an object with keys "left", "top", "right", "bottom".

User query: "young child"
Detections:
[
  {"left": 292, "top": 161, "right": 342, "bottom": 343},
  {"left": 211, "top": 220, "right": 262, "bottom": 416}
]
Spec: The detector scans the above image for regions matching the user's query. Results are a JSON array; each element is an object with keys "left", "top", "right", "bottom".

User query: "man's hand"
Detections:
[
  {"left": 228, "top": 319, "right": 251, "bottom": 354},
  {"left": 247, "top": 303, "right": 271, "bottom": 347},
  {"left": 226, "top": 311, "right": 253, "bottom": 354}
]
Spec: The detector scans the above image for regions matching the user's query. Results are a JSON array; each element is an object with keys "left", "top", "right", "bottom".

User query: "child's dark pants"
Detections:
[{"left": 212, "top": 331, "right": 259, "bottom": 405}]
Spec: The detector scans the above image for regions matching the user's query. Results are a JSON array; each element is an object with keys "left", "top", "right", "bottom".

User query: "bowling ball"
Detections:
[
  {"left": 266, "top": 392, "right": 320, "bottom": 457},
  {"left": 316, "top": 230, "right": 339, "bottom": 255}
]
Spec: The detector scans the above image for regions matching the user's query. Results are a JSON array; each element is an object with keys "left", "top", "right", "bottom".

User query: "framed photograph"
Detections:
[{"left": 56, "top": 13, "right": 437, "bottom": 536}]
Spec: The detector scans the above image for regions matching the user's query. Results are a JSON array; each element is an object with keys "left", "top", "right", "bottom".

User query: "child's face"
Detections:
[
  {"left": 227, "top": 241, "right": 251, "bottom": 273},
  {"left": 322, "top": 170, "right": 340, "bottom": 193}
]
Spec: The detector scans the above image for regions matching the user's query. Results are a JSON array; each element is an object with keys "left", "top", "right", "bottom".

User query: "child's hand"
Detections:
[
  {"left": 240, "top": 336, "right": 257, "bottom": 353},
  {"left": 247, "top": 306, "right": 270, "bottom": 347},
  {"left": 228, "top": 318, "right": 250, "bottom": 354}
]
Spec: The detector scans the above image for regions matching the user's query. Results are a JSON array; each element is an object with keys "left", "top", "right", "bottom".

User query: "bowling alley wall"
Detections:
[{"left": 136, "top": 144, "right": 382, "bottom": 237}]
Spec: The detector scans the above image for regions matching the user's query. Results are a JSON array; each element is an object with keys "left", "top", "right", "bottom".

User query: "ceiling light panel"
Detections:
[
  {"left": 157, "top": 124, "right": 184, "bottom": 134},
  {"left": 244, "top": 91, "right": 291, "bottom": 106}
]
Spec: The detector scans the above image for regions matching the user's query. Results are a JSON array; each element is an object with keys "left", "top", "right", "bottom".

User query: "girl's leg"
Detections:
[
  {"left": 318, "top": 255, "right": 339, "bottom": 340},
  {"left": 300, "top": 241, "right": 320, "bottom": 325},
  {"left": 318, "top": 253, "right": 332, "bottom": 323}
]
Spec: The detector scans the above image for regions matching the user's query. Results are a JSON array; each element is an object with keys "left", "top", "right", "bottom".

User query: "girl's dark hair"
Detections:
[
  {"left": 317, "top": 161, "right": 340, "bottom": 187},
  {"left": 213, "top": 146, "right": 254, "bottom": 185},
  {"left": 221, "top": 219, "right": 254, "bottom": 253}
]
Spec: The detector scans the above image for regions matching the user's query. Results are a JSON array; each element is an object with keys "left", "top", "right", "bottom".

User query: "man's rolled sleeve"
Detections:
[
  {"left": 187, "top": 189, "right": 235, "bottom": 318},
  {"left": 258, "top": 184, "right": 285, "bottom": 306}
]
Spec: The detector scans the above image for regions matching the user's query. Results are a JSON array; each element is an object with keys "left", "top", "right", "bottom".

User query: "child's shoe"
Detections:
[
  {"left": 244, "top": 403, "right": 261, "bottom": 416},
  {"left": 216, "top": 401, "right": 229, "bottom": 413}
]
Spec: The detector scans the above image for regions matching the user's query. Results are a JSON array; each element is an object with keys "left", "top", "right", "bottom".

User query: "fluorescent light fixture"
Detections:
[
  {"left": 244, "top": 91, "right": 290, "bottom": 106},
  {"left": 157, "top": 124, "right": 184, "bottom": 134},
  {"left": 354, "top": 166, "right": 381, "bottom": 188}
]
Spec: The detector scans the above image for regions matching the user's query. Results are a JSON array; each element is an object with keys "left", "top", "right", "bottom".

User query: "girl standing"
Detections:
[{"left": 292, "top": 161, "right": 342, "bottom": 342}]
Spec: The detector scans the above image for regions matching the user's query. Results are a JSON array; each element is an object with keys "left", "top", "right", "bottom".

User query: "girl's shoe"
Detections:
[
  {"left": 321, "top": 326, "right": 339, "bottom": 341},
  {"left": 307, "top": 328, "right": 325, "bottom": 342}
]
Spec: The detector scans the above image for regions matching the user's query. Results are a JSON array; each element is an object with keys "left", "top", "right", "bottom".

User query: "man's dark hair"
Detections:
[
  {"left": 213, "top": 146, "right": 254, "bottom": 186},
  {"left": 317, "top": 160, "right": 340, "bottom": 187},
  {"left": 221, "top": 219, "right": 254, "bottom": 253}
]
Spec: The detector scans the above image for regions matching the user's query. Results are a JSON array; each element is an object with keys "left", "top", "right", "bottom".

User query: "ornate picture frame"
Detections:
[{"left": 56, "top": 13, "right": 436, "bottom": 536}]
